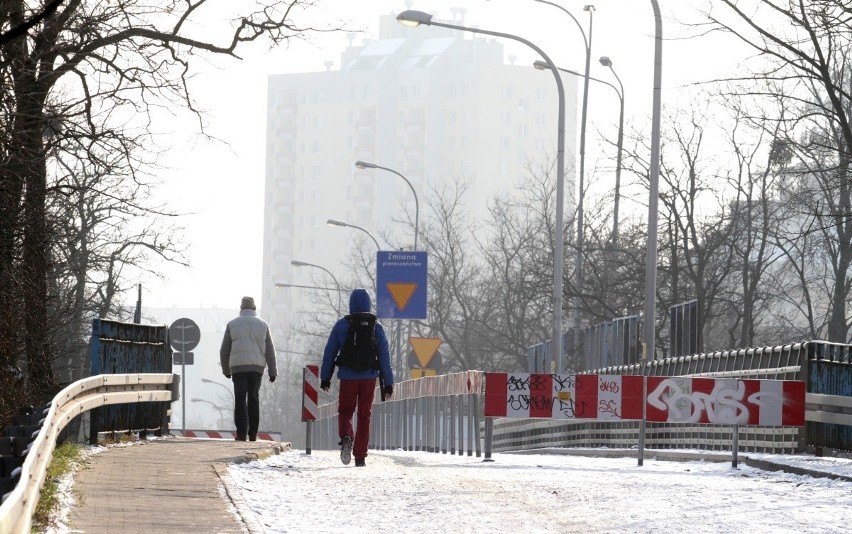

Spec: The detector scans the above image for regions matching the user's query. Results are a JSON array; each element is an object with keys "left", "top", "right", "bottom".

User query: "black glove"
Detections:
[
  {"left": 269, "top": 375, "right": 276, "bottom": 383},
  {"left": 320, "top": 380, "right": 331, "bottom": 392},
  {"left": 382, "top": 385, "right": 393, "bottom": 400}
]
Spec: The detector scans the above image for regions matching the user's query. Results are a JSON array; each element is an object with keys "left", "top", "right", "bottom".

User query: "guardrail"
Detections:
[
  {"left": 0, "top": 373, "right": 178, "bottom": 534},
  {"left": 310, "top": 371, "right": 485, "bottom": 456}
]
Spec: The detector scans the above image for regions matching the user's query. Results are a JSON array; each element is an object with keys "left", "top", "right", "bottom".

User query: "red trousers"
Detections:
[{"left": 337, "top": 378, "right": 376, "bottom": 459}]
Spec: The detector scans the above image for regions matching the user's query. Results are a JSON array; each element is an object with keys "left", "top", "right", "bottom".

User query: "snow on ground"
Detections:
[{"left": 226, "top": 448, "right": 852, "bottom": 534}]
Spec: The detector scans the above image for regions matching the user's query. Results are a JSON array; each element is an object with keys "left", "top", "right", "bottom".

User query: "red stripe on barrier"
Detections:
[
  {"left": 783, "top": 380, "right": 806, "bottom": 427},
  {"left": 302, "top": 365, "right": 319, "bottom": 422},
  {"left": 574, "top": 374, "right": 598, "bottom": 418},
  {"left": 484, "top": 372, "right": 508, "bottom": 417},
  {"left": 174, "top": 430, "right": 279, "bottom": 440},
  {"left": 528, "top": 373, "right": 552, "bottom": 418},
  {"left": 621, "top": 376, "right": 644, "bottom": 420}
]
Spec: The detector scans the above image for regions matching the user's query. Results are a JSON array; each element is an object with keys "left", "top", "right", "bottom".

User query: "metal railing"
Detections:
[
  {"left": 0, "top": 373, "right": 177, "bottom": 534},
  {"left": 311, "top": 371, "right": 485, "bottom": 456}
]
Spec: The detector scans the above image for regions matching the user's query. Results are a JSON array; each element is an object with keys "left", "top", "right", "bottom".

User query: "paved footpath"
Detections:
[{"left": 69, "top": 437, "right": 286, "bottom": 533}]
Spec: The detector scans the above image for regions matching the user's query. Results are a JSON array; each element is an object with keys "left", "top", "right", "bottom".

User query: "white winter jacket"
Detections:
[{"left": 220, "top": 309, "right": 277, "bottom": 377}]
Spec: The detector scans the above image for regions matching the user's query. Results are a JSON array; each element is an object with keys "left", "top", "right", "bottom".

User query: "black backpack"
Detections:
[{"left": 336, "top": 313, "right": 379, "bottom": 371}]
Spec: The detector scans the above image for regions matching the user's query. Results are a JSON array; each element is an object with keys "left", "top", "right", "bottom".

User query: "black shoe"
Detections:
[
  {"left": 235, "top": 434, "right": 247, "bottom": 441},
  {"left": 249, "top": 435, "right": 257, "bottom": 441},
  {"left": 355, "top": 458, "right": 366, "bottom": 467},
  {"left": 339, "top": 436, "right": 353, "bottom": 465}
]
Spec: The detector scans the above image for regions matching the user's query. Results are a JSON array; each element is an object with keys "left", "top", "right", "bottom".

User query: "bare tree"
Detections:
[
  {"left": 0, "top": 1, "right": 325, "bottom": 408},
  {"left": 708, "top": 0, "right": 852, "bottom": 342},
  {"left": 479, "top": 163, "right": 558, "bottom": 371}
]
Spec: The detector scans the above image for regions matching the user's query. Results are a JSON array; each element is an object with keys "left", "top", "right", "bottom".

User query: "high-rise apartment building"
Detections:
[{"left": 261, "top": 11, "right": 577, "bottom": 359}]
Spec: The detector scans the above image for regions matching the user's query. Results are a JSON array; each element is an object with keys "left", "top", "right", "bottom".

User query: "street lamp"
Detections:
[
  {"left": 533, "top": 58, "right": 624, "bottom": 245},
  {"left": 354, "top": 160, "right": 420, "bottom": 250},
  {"left": 531, "top": 1, "right": 595, "bottom": 369},
  {"left": 191, "top": 397, "right": 228, "bottom": 429},
  {"left": 201, "top": 377, "right": 234, "bottom": 404},
  {"left": 291, "top": 260, "right": 342, "bottom": 315},
  {"left": 397, "top": 9, "right": 568, "bottom": 370},
  {"left": 599, "top": 56, "right": 625, "bottom": 244},
  {"left": 275, "top": 282, "right": 347, "bottom": 292},
  {"left": 646, "top": 1, "right": 662, "bottom": 363},
  {"left": 327, "top": 218, "right": 382, "bottom": 251}
]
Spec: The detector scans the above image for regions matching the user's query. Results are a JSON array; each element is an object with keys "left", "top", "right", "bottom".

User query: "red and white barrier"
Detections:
[
  {"left": 646, "top": 376, "right": 805, "bottom": 426},
  {"left": 484, "top": 372, "right": 806, "bottom": 427},
  {"left": 302, "top": 365, "right": 319, "bottom": 422},
  {"left": 484, "top": 373, "right": 644, "bottom": 420},
  {"left": 173, "top": 430, "right": 281, "bottom": 441}
]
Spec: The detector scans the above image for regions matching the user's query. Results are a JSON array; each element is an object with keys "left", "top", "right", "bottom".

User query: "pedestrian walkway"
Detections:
[{"left": 69, "top": 437, "right": 287, "bottom": 533}]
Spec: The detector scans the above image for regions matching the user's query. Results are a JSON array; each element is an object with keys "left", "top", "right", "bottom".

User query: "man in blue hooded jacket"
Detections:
[{"left": 321, "top": 288, "right": 394, "bottom": 467}]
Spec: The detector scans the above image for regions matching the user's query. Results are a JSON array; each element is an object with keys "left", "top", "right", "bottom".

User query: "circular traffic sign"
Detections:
[{"left": 169, "top": 317, "right": 200, "bottom": 352}]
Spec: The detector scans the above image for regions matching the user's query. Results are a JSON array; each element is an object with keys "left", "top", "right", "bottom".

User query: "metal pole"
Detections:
[
  {"left": 609, "top": 67, "right": 625, "bottom": 244},
  {"left": 181, "top": 327, "right": 186, "bottom": 435},
  {"left": 483, "top": 417, "right": 494, "bottom": 462},
  {"left": 305, "top": 420, "right": 313, "bottom": 455},
  {"left": 732, "top": 424, "right": 739, "bottom": 468},
  {"left": 644, "top": 0, "right": 663, "bottom": 361},
  {"left": 639, "top": 373, "right": 647, "bottom": 466},
  {"left": 573, "top": 7, "right": 594, "bottom": 367}
]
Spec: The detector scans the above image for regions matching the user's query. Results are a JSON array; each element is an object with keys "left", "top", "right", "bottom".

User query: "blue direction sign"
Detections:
[{"left": 376, "top": 251, "right": 427, "bottom": 319}]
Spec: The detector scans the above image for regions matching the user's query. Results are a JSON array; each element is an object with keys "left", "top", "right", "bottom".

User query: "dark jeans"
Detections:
[
  {"left": 232, "top": 372, "right": 263, "bottom": 438},
  {"left": 337, "top": 378, "right": 377, "bottom": 459}
]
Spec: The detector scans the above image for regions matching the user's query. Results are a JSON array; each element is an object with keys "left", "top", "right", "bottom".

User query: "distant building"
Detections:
[{"left": 261, "top": 10, "right": 578, "bottom": 361}]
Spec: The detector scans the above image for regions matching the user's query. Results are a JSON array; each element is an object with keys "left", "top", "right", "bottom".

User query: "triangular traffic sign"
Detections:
[
  {"left": 386, "top": 282, "right": 418, "bottom": 311},
  {"left": 409, "top": 337, "right": 442, "bottom": 368}
]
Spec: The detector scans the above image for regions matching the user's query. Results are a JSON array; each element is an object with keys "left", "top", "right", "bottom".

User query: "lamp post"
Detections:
[
  {"left": 327, "top": 218, "right": 382, "bottom": 251},
  {"left": 353, "top": 160, "right": 420, "bottom": 376},
  {"left": 533, "top": 59, "right": 624, "bottom": 246},
  {"left": 397, "top": 9, "right": 567, "bottom": 370},
  {"left": 354, "top": 161, "right": 419, "bottom": 250},
  {"left": 646, "top": 1, "right": 662, "bottom": 365},
  {"left": 532, "top": 0, "right": 595, "bottom": 368},
  {"left": 290, "top": 260, "right": 342, "bottom": 315},
  {"left": 274, "top": 282, "right": 347, "bottom": 292},
  {"left": 191, "top": 397, "right": 228, "bottom": 429},
  {"left": 201, "top": 377, "right": 234, "bottom": 404},
  {"left": 599, "top": 56, "right": 625, "bottom": 244}
]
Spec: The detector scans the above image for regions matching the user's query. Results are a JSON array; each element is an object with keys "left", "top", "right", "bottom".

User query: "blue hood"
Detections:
[{"left": 349, "top": 288, "right": 372, "bottom": 314}]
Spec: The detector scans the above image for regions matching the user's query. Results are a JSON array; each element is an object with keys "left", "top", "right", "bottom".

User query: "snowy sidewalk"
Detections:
[
  {"left": 226, "top": 447, "right": 852, "bottom": 534},
  {"left": 67, "top": 437, "right": 285, "bottom": 533}
]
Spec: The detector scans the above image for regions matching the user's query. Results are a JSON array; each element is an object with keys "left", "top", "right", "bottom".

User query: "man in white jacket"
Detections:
[{"left": 220, "top": 296, "right": 277, "bottom": 441}]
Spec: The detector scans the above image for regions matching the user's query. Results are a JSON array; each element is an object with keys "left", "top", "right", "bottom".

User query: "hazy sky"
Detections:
[{"left": 138, "top": 0, "right": 747, "bottom": 312}]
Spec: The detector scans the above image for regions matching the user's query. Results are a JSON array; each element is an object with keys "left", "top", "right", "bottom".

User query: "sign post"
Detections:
[
  {"left": 376, "top": 251, "right": 428, "bottom": 373},
  {"left": 169, "top": 318, "right": 200, "bottom": 435}
]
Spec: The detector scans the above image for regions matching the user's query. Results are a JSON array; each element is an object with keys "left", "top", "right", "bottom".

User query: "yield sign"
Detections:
[
  {"left": 386, "top": 282, "right": 417, "bottom": 310},
  {"left": 410, "top": 337, "right": 442, "bottom": 368}
]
